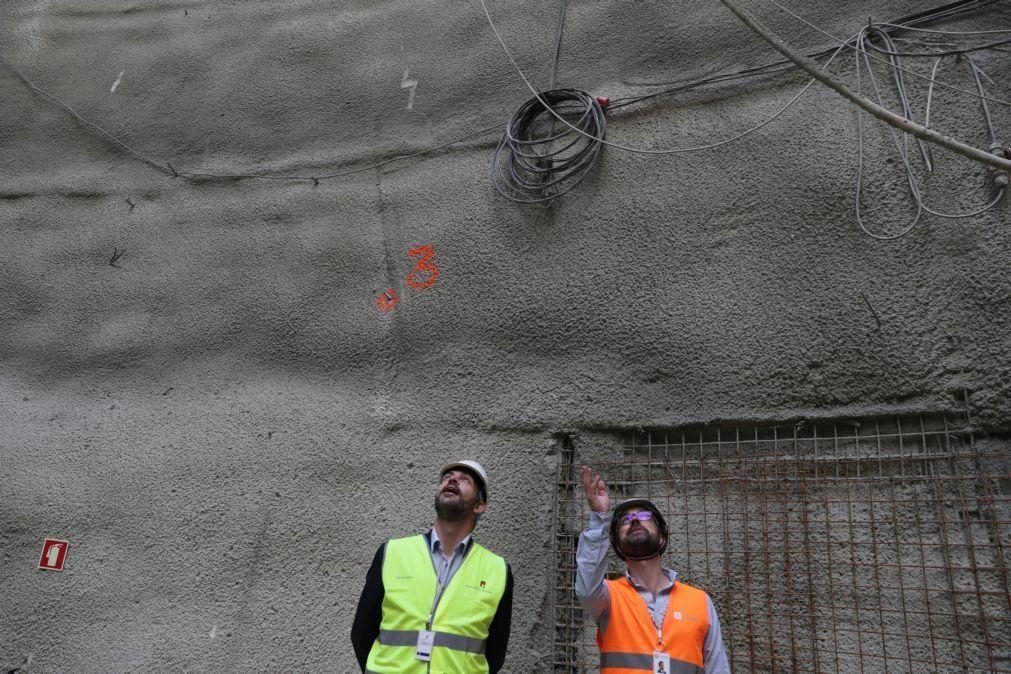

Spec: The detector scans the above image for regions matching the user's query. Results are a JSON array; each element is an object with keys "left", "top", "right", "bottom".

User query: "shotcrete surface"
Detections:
[{"left": 2, "top": 0, "right": 1009, "bottom": 670}]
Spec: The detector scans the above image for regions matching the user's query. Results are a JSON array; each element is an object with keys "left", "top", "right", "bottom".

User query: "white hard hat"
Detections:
[{"left": 440, "top": 460, "right": 489, "bottom": 502}]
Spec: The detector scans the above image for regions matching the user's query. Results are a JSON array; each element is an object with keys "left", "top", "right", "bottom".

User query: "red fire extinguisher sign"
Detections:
[{"left": 39, "top": 538, "right": 69, "bottom": 571}]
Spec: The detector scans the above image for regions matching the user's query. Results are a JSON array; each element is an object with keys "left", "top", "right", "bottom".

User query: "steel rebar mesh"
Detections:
[{"left": 552, "top": 414, "right": 1011, "bottom": 673}]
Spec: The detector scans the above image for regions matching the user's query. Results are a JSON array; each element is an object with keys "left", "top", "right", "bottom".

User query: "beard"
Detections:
[
  {"left": 434, "top": 490, "right": 475, "bottom": 522},
  {"left": 620, "top": 526, "right": 662, "bottom": 559}
]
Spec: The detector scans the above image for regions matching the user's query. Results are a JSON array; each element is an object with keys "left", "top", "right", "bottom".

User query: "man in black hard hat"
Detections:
[{"left": 575, "top": 465, "right": 730, "bottom": 674}]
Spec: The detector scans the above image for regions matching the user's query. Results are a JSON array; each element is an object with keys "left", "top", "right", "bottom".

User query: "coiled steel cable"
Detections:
[{"left": 491, "top": 89, "right": 606, "bottom": 203}]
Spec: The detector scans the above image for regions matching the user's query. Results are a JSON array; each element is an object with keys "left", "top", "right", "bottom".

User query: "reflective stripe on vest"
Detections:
[
  {"left": 599, "top": 652, "right": 704, "bottom": 674},
  {"left": 378, "top": 629, "right": 486, "bottom": 654},
  {"left": 365, "top": 534, "right": 507, "bottom": 674},
  {"left": 597, "top": 577, "right": 710, "bottom": 674}
]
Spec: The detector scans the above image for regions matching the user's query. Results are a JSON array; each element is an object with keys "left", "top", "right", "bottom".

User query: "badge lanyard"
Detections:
[
  {"left": 651, "top": 621, "right": 671, "bottom": 673},
  {"left": 417, "top": 541, "right": 471, "bottom": 663},
  {"left": 651, "top": 603, "right": 670, "bottom": 674},
  {"left": 418, "top": 548, "right": 451, "bottom": 662},
  {"left": 417, "top": 581, "right": 444, "bottom": 662}
]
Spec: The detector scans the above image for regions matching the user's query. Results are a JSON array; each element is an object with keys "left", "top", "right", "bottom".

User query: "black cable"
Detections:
[
  {"left": 491, "top": 89, "right": 606, "bottom": 203},
  {"left": 549, "top": 0, "right": 566, "bottom": 90},
  {"left": 609, "top": 60, "right": 804, "bottom": 109},
  {"left": 889, "top": 0, "right": 1002, "bottom": 28},
  {"left": 609, "top": 0, "right": 1005, "bottom": 109},
  {"left": 863, "top": 36, "right": 1011, "bottom": 58}
]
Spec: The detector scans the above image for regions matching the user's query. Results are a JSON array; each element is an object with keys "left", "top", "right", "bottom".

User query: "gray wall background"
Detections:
[{"left": 2, "top": 0, "right": 1008, "bottom": 671}]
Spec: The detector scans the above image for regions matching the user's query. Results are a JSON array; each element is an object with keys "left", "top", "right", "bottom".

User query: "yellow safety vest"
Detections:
[{"left": 365, "top": 534, "right": 507, "bottom": 674}]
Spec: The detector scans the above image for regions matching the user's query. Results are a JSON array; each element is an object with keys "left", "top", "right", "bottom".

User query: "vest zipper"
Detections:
[
  {"left": 425, "top": 542, "right": 472, "bottom": 673},
  {"left": 425, "top": 580, "right": 443, "bottom": 674},
  {"left": 631, "top": 577, "right": 670, "bottom": 653}
]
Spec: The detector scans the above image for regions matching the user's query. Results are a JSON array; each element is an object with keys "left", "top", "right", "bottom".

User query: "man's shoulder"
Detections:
[
  {"left": 471, "top": 539, "right": 507, "bottom": 559},
  {"left": 383, "top": 533, "right": 428, "bottom": 551},
  {"left": 470, "top": 542, "right": 511, "bottom": 580}
]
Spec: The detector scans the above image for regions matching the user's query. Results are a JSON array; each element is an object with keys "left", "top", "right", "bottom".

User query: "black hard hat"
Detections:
[{"left": 609, "top": 498, "right": 669, "bottom": 561}]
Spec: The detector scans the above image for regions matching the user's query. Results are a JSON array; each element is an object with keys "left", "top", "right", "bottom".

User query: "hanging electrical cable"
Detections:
[
  {"left": 548, "top": 0, "right": 566, "bottom": 91},
  {"left": 888, "top": 0, "right": 1002, "bottom": 28},
  {"left": 853, "top": 25, "right": 1007, "bottom": 239},
  {"left": 491, "top": 88, "right": 606, "bottom": 203},
  {"left": 484, "top": 0, "right": 821, "bottom": 159},
  {"left": 853, "top": 27, "right": 927, "bottom": 239},
  {"left": 487, "top": 0, "right": 834, "bottom": 202},
  {"left": 715, "top": 0, "right": 1011, "bottom": 175},
  {"left": 477, "top": 0, "right": 1011, "bottom": 210},
  {"left": 760, "top": 0, "right": 1011, "bottom": 108},
  {"left": 611, "top": 1, "right": 1007, "bottom": 111}
]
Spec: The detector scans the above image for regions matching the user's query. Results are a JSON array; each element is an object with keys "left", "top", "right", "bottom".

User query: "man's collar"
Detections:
[
  {"left": 425, "top": 528, "right": 473, "bottom": 554},
  {"left": 625, "top": 567, "right": 678, "bottom": 591}
]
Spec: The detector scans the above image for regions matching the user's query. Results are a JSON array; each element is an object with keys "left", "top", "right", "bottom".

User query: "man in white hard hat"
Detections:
[
  {"left": 576, "top": 465, "right": 730, "bottom": 674},
  {"left": 352, "top": 460, "right": 513, "bottom": 673}
]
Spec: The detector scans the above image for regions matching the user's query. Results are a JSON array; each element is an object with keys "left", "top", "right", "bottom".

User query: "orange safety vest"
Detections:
[{"left": 597, "top": 577, "right": 710, "bottom": 674}]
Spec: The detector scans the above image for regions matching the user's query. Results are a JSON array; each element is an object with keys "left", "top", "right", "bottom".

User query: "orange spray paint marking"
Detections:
[
  {"left": 374, "top": 245, "right": 439, "bottom": 311},
  {"left": 406, "top": 244, "right": 439, "bottom": 289},
  {"left": 376, "top": 289, "right": 400, "bottom": 312}
]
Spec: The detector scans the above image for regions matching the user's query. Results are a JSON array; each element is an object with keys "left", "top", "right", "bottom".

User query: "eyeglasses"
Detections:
[{"left": 618, "top": 511, "right": 654, "bottom": 526}]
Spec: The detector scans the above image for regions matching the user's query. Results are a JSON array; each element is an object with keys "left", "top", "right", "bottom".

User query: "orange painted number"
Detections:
[{"left": 406, "top": 245, "right": 439, "bottom": 290}]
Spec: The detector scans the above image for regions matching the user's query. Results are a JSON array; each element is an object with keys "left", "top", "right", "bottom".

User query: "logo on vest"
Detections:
[
  {"left": 673, "top": 611, "right": 682, "bottom": 620},
  {"left": 466, "top": 580, "right": 493, "bottom": 594}
]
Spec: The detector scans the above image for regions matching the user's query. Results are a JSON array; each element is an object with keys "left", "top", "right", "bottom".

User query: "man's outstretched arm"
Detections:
[{"left": 574, "top": 465, "right": 612, "bottom": 622}]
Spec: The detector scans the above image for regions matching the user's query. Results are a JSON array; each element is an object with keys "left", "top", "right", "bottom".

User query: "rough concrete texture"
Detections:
[{"left": 2, "top": 0, "right": 1009, "bottom": 670}]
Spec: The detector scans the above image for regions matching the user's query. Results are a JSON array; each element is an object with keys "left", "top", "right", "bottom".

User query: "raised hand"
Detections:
[{"left": 580, "top": 465, "right": 610, "bottom": 513}]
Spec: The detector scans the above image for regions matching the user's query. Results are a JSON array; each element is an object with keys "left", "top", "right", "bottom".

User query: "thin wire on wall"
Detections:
[
  {"left": 853, "top": 27, "right": 1006, "bottom": 239},
  {"left": 760, "top": 0, "right": 1011, "bottom": 107},
  {"left": 0, "top": 53, "right": 502, "bottom": 185}
]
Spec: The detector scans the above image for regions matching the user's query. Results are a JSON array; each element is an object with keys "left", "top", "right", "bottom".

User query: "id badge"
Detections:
[
  {"left": 416, "top": 629, "right": 435, "bottom": 661},
  {"left": 652, "top": 651, "right": 671, "bottom": 674}
]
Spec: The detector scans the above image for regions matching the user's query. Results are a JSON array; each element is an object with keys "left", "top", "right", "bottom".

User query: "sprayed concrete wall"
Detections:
[{"left": 2, "top": 0, "right": 1009, "bottom": 671}]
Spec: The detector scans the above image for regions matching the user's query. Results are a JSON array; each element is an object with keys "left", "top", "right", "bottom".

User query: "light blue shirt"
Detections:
[
  {"left": 428, "top": 528, "right": 472, "bottom": 588},
  {"left": 575, "top": 510, "right": 732, "bottom": 674}
]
